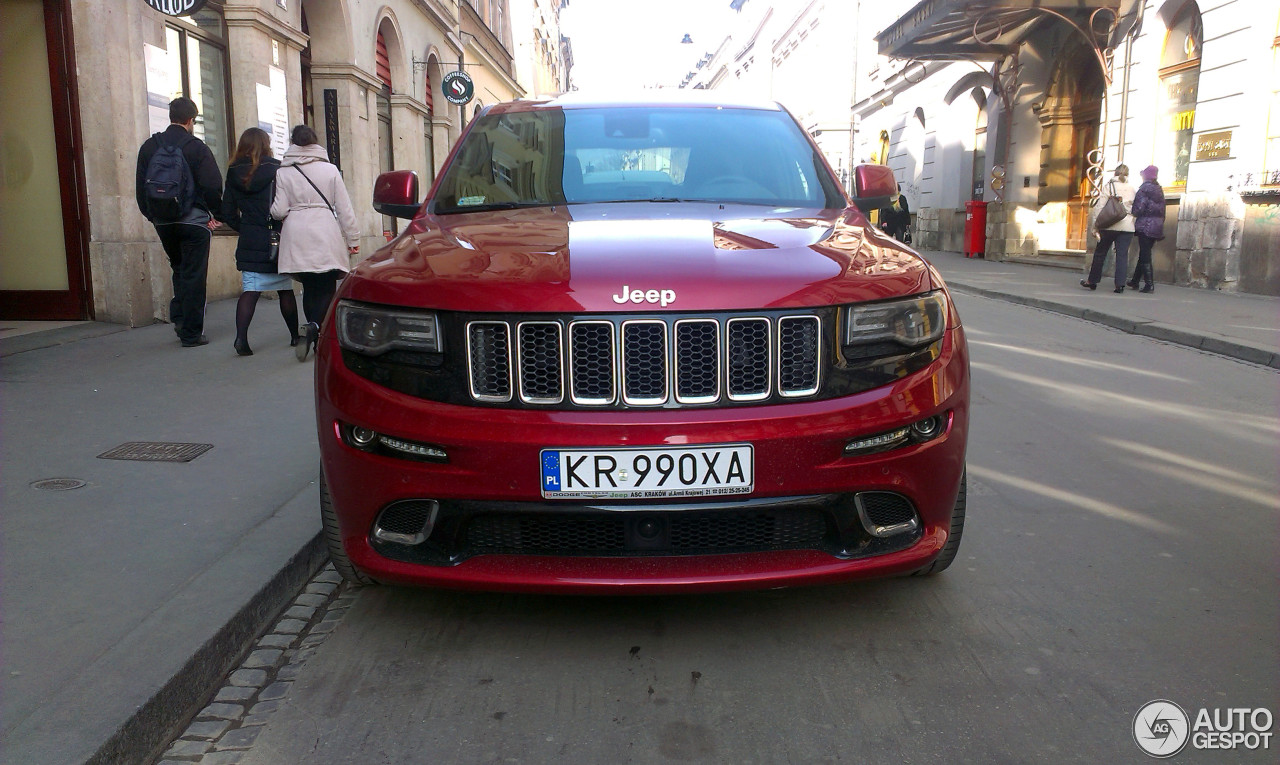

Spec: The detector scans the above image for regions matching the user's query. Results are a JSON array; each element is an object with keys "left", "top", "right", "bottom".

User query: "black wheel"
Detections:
[
  {"left": 914, "top": 469, "right": 966, "bottom": 576},
  {"left": 320, "top": 468, "right": 376, "bottom": 586}
]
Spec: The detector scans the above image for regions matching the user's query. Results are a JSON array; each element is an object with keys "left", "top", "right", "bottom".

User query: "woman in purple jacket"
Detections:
[{"left": 1127, "top": 165, "right": 1166, "bottom": 293}]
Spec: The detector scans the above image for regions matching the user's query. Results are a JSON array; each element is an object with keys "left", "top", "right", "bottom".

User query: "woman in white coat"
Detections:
[
  {"left": 1080, "top": 164, "right": 1137, "bottom": 294},
  {"left": 271, "top": 125, "right": 359, "bottom": 360}
]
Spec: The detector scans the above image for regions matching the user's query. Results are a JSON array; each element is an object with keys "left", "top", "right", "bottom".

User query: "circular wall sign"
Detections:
[
  {"left": 144, "top": 0, "right": 207, "bottom": 17},
  {"left": 441, "top": 71, "right": 475, "bottom": 106}
]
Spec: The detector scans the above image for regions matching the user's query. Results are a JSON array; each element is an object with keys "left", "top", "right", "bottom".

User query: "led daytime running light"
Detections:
[
  {"left": 378, "top": 435, "right": 448, "bottom": 460},
  {"left": 844, "top": 427, "right": 910, "bottom": 454}
]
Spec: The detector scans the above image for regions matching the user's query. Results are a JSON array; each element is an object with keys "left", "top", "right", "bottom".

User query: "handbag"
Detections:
[
  {"left": 1094, "top": 181, "right": 1127, "bottom": 230},
  {"left": 267, "top": 178, "right": 280, "bottom": 263}
]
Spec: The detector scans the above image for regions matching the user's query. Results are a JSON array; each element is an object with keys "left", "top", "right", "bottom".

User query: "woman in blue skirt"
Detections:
[{"left": 221, "top": 128, "right": 299, "bottom": 355}]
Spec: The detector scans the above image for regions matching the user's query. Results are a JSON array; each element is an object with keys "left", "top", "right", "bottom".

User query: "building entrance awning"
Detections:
[{"left": 877, "top": 0, "right": 1135, "bottom": 62}]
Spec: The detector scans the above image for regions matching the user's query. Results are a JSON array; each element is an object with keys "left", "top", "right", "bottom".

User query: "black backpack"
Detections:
[{"left": 143, "top": 133, "right": 195, "bottom": 222}]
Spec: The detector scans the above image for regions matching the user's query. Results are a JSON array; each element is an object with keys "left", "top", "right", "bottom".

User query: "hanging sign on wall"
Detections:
[
  {"left": 441, "top": 71, "right": 475, "bottom": 106},
  {"left": 144, "top": 0, "right": 208, "bottom": 17}
]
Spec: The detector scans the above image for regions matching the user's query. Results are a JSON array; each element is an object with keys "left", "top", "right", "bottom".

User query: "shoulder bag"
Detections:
[
  {"left": 267, "top": 178, "right": 281, "bottom": 263},
  {"left": 1093, "top": 181, "right": 1126, "bottom": 230},
  {"left": 292, "top": 165, "right": 338, "bottom": 219}
]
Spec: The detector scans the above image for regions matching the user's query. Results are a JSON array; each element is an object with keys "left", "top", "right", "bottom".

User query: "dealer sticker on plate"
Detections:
[{"left": 540, "top": 444, "right": 753, "bottom": 499}]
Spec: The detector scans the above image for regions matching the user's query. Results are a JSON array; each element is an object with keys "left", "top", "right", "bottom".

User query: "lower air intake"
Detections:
[{"left": 855, "top": 492, "right": 918, "bottom": 537}]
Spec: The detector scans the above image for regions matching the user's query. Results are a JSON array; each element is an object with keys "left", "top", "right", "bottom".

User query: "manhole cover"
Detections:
[
  {"left": 98, "top": 442, "right": 214, "bottom": 463},
  {"left": 31, "top": 478, "right": 87, "bottom": 491}
]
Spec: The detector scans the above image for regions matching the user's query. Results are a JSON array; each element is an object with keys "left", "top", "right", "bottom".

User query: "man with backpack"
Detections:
[{"left": 135, "top": 97, "right": 224, "bottom": 347}]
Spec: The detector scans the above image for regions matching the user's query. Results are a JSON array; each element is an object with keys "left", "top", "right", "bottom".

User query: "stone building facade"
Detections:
[
  {"left": 0, "top": 0, "right": 568, "bottom": 324},
  {"left": 855, "top": 0, "right": 1280, "bottom": 296}
]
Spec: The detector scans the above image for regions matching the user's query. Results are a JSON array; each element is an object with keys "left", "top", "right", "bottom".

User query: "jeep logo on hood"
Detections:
[{"left": 612, "top": 285, "right": 676, "bottom": 307}]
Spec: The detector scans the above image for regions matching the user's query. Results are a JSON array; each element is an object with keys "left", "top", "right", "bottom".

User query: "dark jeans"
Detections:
[
  {"left": 1130, "top": 233, "right": 1156, "bottom": 287},
  {"left": 156, "top": 223, "right": 212, "bottom": 342},
  {"left": 1087, "top": 230, "right": 1133, "bottom": 289}
]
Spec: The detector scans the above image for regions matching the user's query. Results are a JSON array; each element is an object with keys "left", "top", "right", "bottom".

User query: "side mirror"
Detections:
[
  {"left": 373, "top": 170, "right": 421, "bottom": 219},
  {"left": 851, "top": 164, "right": 898, "bottom": 213}
]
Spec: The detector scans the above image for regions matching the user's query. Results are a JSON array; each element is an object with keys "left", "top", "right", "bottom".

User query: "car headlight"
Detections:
[
  {"left": 336, "top": 301, "right": 441, "bottom": 355},
  {"left": 843, "top": 292, "right": 946, "bottom": 351}
]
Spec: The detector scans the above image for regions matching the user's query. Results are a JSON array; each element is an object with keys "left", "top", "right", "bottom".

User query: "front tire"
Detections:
[
  {"left": 914, "top": 469, "right": 966, "bottom": 576},
  {"left": 320, "top": 468, "right": 376, "bottom": 586}
]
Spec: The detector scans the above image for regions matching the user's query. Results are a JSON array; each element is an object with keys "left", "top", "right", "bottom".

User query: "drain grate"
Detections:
[
  {"left": 31, "top": 478, "right": 87, "bottom": 491},
  {"left": 98, "top": 442, "right": 214, "bottom": 463}
]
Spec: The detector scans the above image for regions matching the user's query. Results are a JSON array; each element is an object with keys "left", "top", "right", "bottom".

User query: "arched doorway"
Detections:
[{"left": 1037, "top": 36, "right": 1105, "bottom": 250}]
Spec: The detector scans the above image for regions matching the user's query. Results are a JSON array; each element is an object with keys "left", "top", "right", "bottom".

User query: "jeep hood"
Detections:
[{"left": 343, "top": 204, "right": 934, "bottom": 312}]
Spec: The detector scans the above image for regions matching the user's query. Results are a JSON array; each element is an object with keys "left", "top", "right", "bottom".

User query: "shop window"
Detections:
[
  {"left": 1157, "top": 2, "right": 1202, "bottom": 188},
  {"left": 164, "top": 7, "right": 231, "bottom": 170}
]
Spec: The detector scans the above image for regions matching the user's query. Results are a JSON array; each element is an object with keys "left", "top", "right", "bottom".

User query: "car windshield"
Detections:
[{"left": 430, "top": 105, "right": 845, "bottom": 214}]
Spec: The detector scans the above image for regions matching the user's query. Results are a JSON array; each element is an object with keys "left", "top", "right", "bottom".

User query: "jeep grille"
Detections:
[{"left": 466, "top": 315, "right": 821, "bottom": 407}]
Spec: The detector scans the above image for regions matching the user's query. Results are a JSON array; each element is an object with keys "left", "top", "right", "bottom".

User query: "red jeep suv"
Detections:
[{"left": 315, "top": 94, "right": 969, "bottom": 594}]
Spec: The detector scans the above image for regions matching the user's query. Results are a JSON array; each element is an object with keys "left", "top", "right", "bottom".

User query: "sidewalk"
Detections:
[
  {"left": 0, "top": 299, "right": 326, "bottom": 765},
  {"left": 920, "top": 250, "right": 1280, "bottom": 369},
  {"left": 1, "top": 257, "right": 1275, "bottom": 764}
]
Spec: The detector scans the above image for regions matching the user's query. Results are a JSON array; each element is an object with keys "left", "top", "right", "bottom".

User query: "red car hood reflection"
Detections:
[{"left": 343, "top": 204, "right": 933, "bottom": 312}]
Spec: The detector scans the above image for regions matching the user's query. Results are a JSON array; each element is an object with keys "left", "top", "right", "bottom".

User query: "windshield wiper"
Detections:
[{"left": 438, "top": 201, "right": 550, "bottom": 214}]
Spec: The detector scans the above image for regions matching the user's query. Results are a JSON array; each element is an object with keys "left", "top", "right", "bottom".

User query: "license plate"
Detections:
[{"left": 540, "top": 444, "right": 754, "bottom": 499}]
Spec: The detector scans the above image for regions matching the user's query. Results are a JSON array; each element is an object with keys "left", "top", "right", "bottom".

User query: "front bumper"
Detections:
[{"left": 316, "top": 326, "right": 969, "bottom": 594}]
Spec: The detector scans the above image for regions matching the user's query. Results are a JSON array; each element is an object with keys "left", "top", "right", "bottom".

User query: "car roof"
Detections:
[{"left": 485, "top": 91, "right": 786, "bottom": 115}]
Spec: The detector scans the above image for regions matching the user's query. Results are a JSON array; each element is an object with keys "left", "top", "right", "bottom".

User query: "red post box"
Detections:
[{"left": 964, "top": 201, "right": 987, "bottom": 258}]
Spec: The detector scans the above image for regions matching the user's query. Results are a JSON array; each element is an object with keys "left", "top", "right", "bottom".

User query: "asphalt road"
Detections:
[{"left": 233, "top": 292, "right": 1279, "bottom": 764}]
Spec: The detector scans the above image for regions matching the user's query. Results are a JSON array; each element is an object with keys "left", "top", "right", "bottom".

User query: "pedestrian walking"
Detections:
[
  {"left": 1126, "top": 165, "right": 1166, "bottom": 294},
  {"left": 135, "top": 97, "right": 224, "bottom": 346},
  {"left": 878, "top": 194, "right": 912, "bottom": 243},
  {"left": 1080, "top": 164, "right": 1137, "bottom": 294},
  {"left": 220, "top": 127, "right": 300, "bottom": 356},
  {"left": 269, "top": 125, "right": 359, "bottom": 361}
]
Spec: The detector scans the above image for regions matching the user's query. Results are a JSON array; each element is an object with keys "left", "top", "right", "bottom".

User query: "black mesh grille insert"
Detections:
[
  {"left": 675, "top": 320, "right": 720, "bottom": 401},
  {"left": 518, "top": 322, "right": 563, "bottom": 402},
  {"left": 569, "top": 322, "right": 615, "bottom": 403},
  {"left": 469, "top": 322, "right": 511, "bottom": 400},
  {"left": 467, "top": 514, "right": 627, "bottom": 553},
  {"left": 858, "top": 493, "right": 916, "bottom": 527},
  {"left": 623, "top": 322, "right": 667, "bottom": 403},
  {"left": 779, "top": 316, "right": 820, "bottom": 394},
  {"left": 727, "top": 318, "right": 769, "bottom": 398},
  {"left": 377, "top": 502, "right": 433, "bottom": 535},
  {"left": 464, "top": 509, "right": 829, "bottom": 556}
]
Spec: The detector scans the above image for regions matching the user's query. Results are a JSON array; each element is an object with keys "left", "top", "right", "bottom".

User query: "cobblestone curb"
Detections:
[{"left": 154, "top": 564, "right": 357, "bottom": 765}]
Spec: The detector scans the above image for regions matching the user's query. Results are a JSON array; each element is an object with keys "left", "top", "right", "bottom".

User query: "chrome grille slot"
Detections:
[
  {"left": 622, "top": 320, "right": 668, "bottom": 405},
  {"left": 675, "top": 319, "right": 720, "bottom": 403},
  {"left": 727, "top": 317, "right": 770, "bottom": 401},
  {"left": 467, "top": 321, "right": 512, "bottom": 401},
  {"left": 778, "top": 316, "right": 821, "bottom": 396},
  {"left": 569, "top": 321, "right": 615, "bottom": 405},
  {"left": 466, "top": 314, "right": 821, "bottom": 407},
  {"left": 517, "top": 322, "right": 563, "bottom": 404}
]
